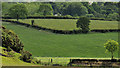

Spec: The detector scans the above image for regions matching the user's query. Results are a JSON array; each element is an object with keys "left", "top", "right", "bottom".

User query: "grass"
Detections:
[
  {"left": 9, "top": 19, "right": 119, "bottom": 30},
  {"left": 2, "top": 22, "right": 119, "bottom": 58},
  {"left": 0, "top": 46, "right": 36, "bottom": 66},
  {"left": 1, "top": 56, "right": 35, "bottom": 66}
]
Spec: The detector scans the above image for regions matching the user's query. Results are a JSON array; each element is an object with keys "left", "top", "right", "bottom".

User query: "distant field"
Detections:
[
  {"left": 3, "top": 22, "right": 118, "bottom": 58},
  {"left": 10, "top": 19, "right": 119, "bottom": 30}
]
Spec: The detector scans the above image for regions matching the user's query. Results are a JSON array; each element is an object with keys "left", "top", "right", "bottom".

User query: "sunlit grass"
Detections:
[{"left": 10, "top": 19, "right": 119, "bottom": 30}]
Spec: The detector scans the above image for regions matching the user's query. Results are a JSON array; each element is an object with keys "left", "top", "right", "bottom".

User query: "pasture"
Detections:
[
  {"left": 10, "top": 19, "right": 119, "bottom": 30},
  {"left": 2, "top": 21, "right": 118, "bottom": 58}
]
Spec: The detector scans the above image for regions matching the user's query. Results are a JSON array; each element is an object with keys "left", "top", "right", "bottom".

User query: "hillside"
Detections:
[
  {"left": 0, "top": 47, "right": 36, "bottom": 66},
  {"left": 1, "top": 27, "right": 39, "bottom": 66}
]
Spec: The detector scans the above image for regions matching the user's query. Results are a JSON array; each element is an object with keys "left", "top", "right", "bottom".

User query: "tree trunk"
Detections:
[
  {"left": 17, "top": 14, "right": 19, "bottom": 21},
  {"left": 111, "top": 52, "right": 113, "bottom": 59}
]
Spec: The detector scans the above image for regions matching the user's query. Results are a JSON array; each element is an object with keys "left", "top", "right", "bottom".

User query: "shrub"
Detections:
[
  {"left": 20, "top": 51, "right": 32, "bottom": 62},
  {"left": 31, "top": 58, "right": 41, "bottom": 64},
  {"left": 76, "top": 17, "right": 90, "bottom": 33},
  {"left": 2, "top": 26, "right": 33, "bottom": 62},
  {"left": 2, "top": 26, "right": 24, "bottom": 53}
]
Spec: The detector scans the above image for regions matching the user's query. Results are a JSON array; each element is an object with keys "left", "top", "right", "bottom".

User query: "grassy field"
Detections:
[
  {"left": 2, "top": 22, "right": 119, "bottom": 58},
  {"left": 10, "top": 19, "right": 119, "bottom": 30}
]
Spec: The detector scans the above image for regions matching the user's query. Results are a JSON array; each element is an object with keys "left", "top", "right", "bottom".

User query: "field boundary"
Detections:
[
  {"left": 2, "top": 16, "right": 110, "bottom": 21},
  {"left": 2, "top": 19, "right": 120, "bottom": 34}
]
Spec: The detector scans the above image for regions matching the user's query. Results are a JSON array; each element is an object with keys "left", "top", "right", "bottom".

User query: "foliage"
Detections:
[
  {"left": 2, "top": 26, "right": 24, "bottom": 53},
  {"left": 2, "top": 2, "right": 120, "bottom": 21},
  {"left": 76, "top": 17, "right": 90, "bottom": 33},
  {"left": 104, "top": 39, "right": 119, "bottom": 59},
  {"left": 31, "top": 58, "right": 41, "bottom": 64},
  {"left": 117, "top": 2, "right": 120, "bottom": 21},
  {"left": 107, "top": 13, "right": 119, "bottom": 21},
  {"left": 86, "top": 14, "right": 94, "bottom": 17},
  {"left": 20, "top": 51, "right": 32, "bottom": 62},
  {"left": 25, "top": 2, "right": 40, "bottom": 16},
  {"left": 2, "top": 2, "right": 15, "bottom": 16},
  {"left": 2, "top": 26, "right": 33, "bottom": 63},
  {"left": 63, "top": 2, "right": 88, "bottom": 16},
  {"left": 38, "top": 4, "right": 53, "bottom": 16},
  {"left": 92, "top": 2, "right": 101, "bottom": 13},
  {"left": 8, "top": 3, "right": 28, "bottom": 21}
]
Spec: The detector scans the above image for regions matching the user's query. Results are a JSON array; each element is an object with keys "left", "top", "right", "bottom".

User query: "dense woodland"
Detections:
[{"left": 2, "top": 2, "right": 120, "bottom": 20}]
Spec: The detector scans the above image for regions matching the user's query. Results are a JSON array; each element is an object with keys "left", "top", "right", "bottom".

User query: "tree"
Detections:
[
  {"left": 107, "top": 13, "right": 119, "bottom": 20},
  {"left": 64, "top": 3, "right": 88, "bottom": 16},
  {"left": 9, "top": 3, "right": 28, "bottom": 21},
  {"left": 25, "top": 2, "right": 40, "bottom": 16},
  {"left": 118, "top": 2, "right": 120, "bottom": 21},
  {"left": 92, "top": 2, "right": 101, "bottom": 13},
  {"left": 104, "top": 39, "right": 119, "bottom": 59},
  {"left": 76, "top": 17, "right": 90, "bottom": 33},
  {"left": 2, "top": 2, "right": 15, "bottom": 16},
  {"left": 38, "top": 4, "right": 53, "bottom": 16}
]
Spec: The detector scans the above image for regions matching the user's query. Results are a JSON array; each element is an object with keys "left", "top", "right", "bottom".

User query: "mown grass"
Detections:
[
  {"left": 10, "top": 19, "right": 119, "bottom": 30},
  {"left": 2, "top": 22, "right": 119, "bottom": 58}
]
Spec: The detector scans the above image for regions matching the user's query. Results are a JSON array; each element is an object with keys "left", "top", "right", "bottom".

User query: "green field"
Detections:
[
  {"left": 10, "top": 19, "right": 119, "bottom": 30},
  {"left": 3, "top": 21, "right": 118, "bottom": 58}
]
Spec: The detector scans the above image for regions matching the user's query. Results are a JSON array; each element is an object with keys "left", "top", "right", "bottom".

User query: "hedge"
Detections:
[
  {"left": 70, "top": 59, "right": 119, "bottom": 63},
  {"left": 2, "top": 15, "right": 78, "bottom": 19}
]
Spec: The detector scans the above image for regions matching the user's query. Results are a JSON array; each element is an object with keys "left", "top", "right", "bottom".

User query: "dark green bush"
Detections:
[
  {"left": 20, "top": 51, "right": 32, "bottom": 63},
  {"left": 76, "top": 17, "right": 90, "bottom": 33},
  {"left": 2, "top": 26, "right": 24, "bottom": 53}
]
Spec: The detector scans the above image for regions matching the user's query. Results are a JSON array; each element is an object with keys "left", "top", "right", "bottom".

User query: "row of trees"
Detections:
[{"left": 2, "top": 2, "right": 120, "bottom": 20}]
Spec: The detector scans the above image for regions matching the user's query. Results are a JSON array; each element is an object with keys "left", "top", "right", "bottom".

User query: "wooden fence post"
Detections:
[
  {"left": 51, "top": 58, "right": 53, "bottom": 63},
  {"left": 31, "top": 20, "right": 34, "bottom": 25}
]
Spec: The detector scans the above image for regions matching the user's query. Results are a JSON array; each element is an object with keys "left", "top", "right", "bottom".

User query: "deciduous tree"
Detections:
[
  {"left": 9, "top": 3, "right": 28, "bottom": 21},
  {"left": 76, "top": 17, "right": 90, "bottom": 33},
  {"left": 38, "top": 4, "right": 53, "bottom": 16},
  {"left": 104, "top": 39, "right": 119, "bottom": 59}
]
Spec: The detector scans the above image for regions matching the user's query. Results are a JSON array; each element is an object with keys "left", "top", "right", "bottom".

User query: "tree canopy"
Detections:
[
  {"left": 2, "top": 2, "right": 119, "bottom": 21},
  {"left": 8, "top": 3, "right": 28, "bottom": 21},
  {"left": 38, "top": 4, "right": 53, "bottom": 16},
  {"left": 104, "top": 39, "right": 119, "bottom": 59},
  {"left": 76, "top": 17, "right": 90, "bottom": 33}
]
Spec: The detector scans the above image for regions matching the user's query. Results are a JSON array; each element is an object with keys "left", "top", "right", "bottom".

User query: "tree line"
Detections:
[{"left": 2, "top": 2, "right": 120, "bottom": 21}]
